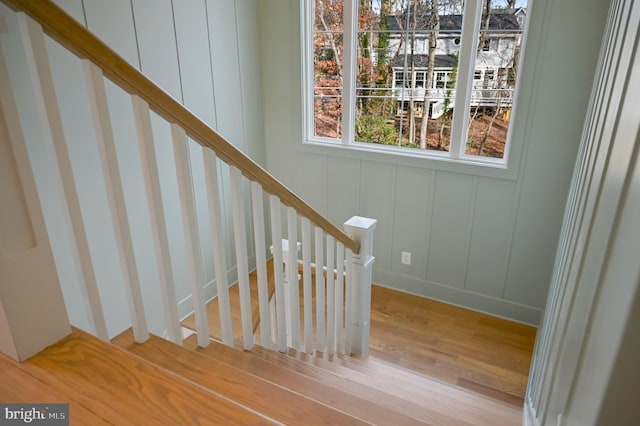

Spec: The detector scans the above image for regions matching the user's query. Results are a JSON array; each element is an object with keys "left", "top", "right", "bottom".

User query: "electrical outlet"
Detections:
[{"left": 401, "top": 251, "right": 411, "bottom": 265}]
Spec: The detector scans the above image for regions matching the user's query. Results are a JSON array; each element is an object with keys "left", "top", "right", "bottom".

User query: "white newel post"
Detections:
[
  {"left": 344, "top": 216, "right": 377, "bottom": 357},
  {"left": 270, "top": 239, "right": 300, "bottom": 348}
]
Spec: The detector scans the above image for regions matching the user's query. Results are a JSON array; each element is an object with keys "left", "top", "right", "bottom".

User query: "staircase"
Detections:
[
  {"left": 0, "top": 3, "right": 524, "bottom": 424},
  {"left": 0, "top": 327, "right": 522, "bottom": 425},
  {"left": 0, "top": 0, "right": 375, "bottom": 360}
]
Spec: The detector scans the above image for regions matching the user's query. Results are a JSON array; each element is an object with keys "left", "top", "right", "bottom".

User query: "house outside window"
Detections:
[
  {"left": 435, "top": 71, "right": 449, "bottom": 89},
  {"left": 306, "top": 0, "right": 529, "bottom": 161}
]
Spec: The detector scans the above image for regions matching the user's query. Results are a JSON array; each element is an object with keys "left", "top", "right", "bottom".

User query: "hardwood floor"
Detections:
[
  {"left": 115, "top": 328, "right": 523, "bottom": 425},
  {"left": 184, "top": 277, "right": 536, "bottom": 407},
  {"left": 369, "top": 285, "right": 536, "bottom": 406},
  {"left": 112, "top": 331, "right": 371, "bottom": 425},
  {"left": 181, "top": 259, "right": 275, "bottom": 343},
  {"left": 1, "top": 287, "right": 531, "bottom": 424},
  {"left": 0, "top": 329, "right": 272, "bottom": 425}
]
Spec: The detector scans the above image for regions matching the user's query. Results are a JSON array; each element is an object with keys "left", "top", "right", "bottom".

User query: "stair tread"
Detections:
[
  {"left": 183, "top": 334, "right": 427, "bottom": 425},
  {"left": 290, "top": 346, "right": 446, "bottom": 391},
  {"left": 114, "top": 330, "right": 369, "bottom": 425},
  {"left": 280, "top": 345, "right": 497, "bottom": 400},
  {"left": 2, "top": 328, "right": 272, "bottom": 425},
  {"left": 247, "top": 342, "right": 522, "bottom": 426},
  {"left": 0, "top": 353, "right": 112, "bottom": 425}
]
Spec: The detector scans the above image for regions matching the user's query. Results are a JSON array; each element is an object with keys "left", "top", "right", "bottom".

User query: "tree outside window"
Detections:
[{"left": 309, "top": 0, "right": 528, "bottom": 160}]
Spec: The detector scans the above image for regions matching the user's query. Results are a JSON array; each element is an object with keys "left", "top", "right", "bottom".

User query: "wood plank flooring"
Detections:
[
  {"left": 183, "top": 334, "right": 522, "bottom": 426},
  {"left": 1, "top": 293, "right": 531, "bottom": 425},
  {"left": 369, "top": 285, "right": 536, "bottom": 406},
  {"left": 183, "top": 276, "right": 536, "bottom": 407},
  {"left": 180, "top": 334, "right": 429, "bottom": 426},
  {"left": 181, "top": 259, "right": 275, "bottom": 343},
  {"left": 113, "top": 331, "right": 369, "bottom": 425},
  {"left": 0, "top": 328, "right": 273, "bottom": 425}
]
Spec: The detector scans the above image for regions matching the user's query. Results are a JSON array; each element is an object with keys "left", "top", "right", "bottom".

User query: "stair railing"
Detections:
[{"left": 0, "top": 0, "right": 376, "bottom": 357}]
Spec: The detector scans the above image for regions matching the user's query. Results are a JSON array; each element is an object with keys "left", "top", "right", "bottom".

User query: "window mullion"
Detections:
[
  {"left": 304, "top": 1, "right": 314, "bottom": 142},
  {"left": 449, "top": 0, "right": 483, "bottom": 159},
  {"left": 342, "top": 0, "right": 357, "bottom": 145}
]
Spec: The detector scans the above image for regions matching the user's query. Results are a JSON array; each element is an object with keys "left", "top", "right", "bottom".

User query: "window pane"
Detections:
[
  {"left": 355, "top": 0, "right": 462, "bottom": 151},
  {"left": 466, "top": 1, "right": 528, "bottom": 159},
  {"left": 314, "top": 0, "right": 343, "bottom": 31},
  {"left": 313, "top": 2, "right": 343, "bottom": 140}
]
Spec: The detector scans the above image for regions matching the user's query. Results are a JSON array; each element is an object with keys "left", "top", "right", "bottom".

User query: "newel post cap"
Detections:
[
  {"left": 344, "top": 216, "right": 377, "bottom": 234},
  {"left": 344, "top": 216, "right": 377, "bottom": 257}
]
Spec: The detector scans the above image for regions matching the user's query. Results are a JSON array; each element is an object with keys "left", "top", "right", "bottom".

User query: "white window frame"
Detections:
[{"left": 302, "top": 0, "right": 530, "bottom": 168}]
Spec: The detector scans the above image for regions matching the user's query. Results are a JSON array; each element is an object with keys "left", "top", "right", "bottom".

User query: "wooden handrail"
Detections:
[{"left": 2, "top": 0, "right": 360, "bottom": 254}]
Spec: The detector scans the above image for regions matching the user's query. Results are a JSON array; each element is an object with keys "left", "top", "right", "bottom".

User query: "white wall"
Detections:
[
  {"left": 0, "top": 46, "right": 71, "bottom": 360},
  {"left": 525, "top": 0, "right": 640, "bottom": 422},
  {"left": 0, "top": 0, "right": 266, "bottom": 338},
  {"left": 258, "top": 0, "right": 610, "bottom": 324}
]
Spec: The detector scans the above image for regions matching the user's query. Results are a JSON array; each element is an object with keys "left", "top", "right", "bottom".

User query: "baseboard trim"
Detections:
[
  {"left": 524, "top": 399, "right": 540, "bottom": 426},
  {"left": 373, "top": 269, "right": 542, "bottom": 326},
  {"left": 178, "top": 277, "right": 219, "bottom": 320}
]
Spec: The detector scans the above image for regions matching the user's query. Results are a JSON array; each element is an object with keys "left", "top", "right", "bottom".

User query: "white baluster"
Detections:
[
  {"left": 269, "top": 296, "right": 277, "bottom": 344},
  {"left": 314, "top": 227, "right": 325, "bottom": 351},
  {"left": 229, "top": 166, "right": 253, "bottom": 350},
  {"left": 344, "top": 216, "right": 377, "bottom": 357},
  {"left": 17, "top": 16, "right": 108, "bottom": 340},
  {"left": 279, "top": 237, "right": 302, "bottom": 349},
  {"left": 203, "top": 150, "right": 233, "bottom": 345},
  {"left": 301, "top": 217, "right": 313, "bottom": 352},
  {"left": 171, "top": 125, "right": 209, "bottom": 348},
  {"left": 286, "top": 207, "right": 301, "bottom": 350},
  {"left": 280, "top": 239, "right": 293, "bottom": 347},
  {"left": 83, "top": 61, "right": 150, "bottom": 343},
  {"left": 132, "top": 95, "right": 181, "bottom": 345},
  {"left": 345, "top": 248, "right": 354, "bottom": 354},
  {"left": 251, "top": 181, "right": 271, "bottom": 348},
  {"left": 269, "top": 196, "right": 287, "bottom": 351},
  {"left": 335, "top": 241, "right": 345, "bottom": 354},
  {"left": 326, "top": 235, "right": 335, "bottom": 355}
]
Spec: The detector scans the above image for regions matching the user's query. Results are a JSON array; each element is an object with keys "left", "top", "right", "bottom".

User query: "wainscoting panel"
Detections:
[
  {"left": 465, "top": 177, "right": 517, "bottom": 298},
  {"left": 326, "top": 156, "right": 360, "bottom": 226},
  {"left": 359, "top": 161, "right": 395, "bottom": 271},
  {"left": 391, "top": 166, "right": 433, "bottom": 279},
  {"left": 426, "top": 171, "right": 475, "bottom": 289}
]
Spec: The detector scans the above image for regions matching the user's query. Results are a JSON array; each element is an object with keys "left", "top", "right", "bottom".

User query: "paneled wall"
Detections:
[
  {"left": 259, "top": 0, "right": 610, "bottom": 324},
  {"left": 0, "top": 0, "right": 611, "bottom": 335},
  {"left": 526, "top": 0, "right": 640, "bottom": 422},
  {"left": 0, "top": 0, "right": 265, "bottom": 338}
]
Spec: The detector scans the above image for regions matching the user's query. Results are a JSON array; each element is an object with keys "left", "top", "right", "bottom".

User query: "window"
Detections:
[
  {"left": 394, "top": 71, "right": 408, "bottom": 88},
  {"left": 306, "top": 0, "right": 529, "bottom": 161},
  {"left": 483, "top": 70, "right": 495, "bottom": 86},
  {"left": 435, "top": 71, "right": 449, "bottom": 89}
]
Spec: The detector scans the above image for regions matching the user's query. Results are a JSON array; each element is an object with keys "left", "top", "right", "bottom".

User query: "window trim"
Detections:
[{"left": 302, "top": 0, "right": 532, "bottom": 172}]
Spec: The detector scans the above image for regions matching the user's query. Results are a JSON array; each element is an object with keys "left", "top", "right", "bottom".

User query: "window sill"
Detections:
[{"left": 301, "top": 138, "right": 519, "bottom": 181}]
